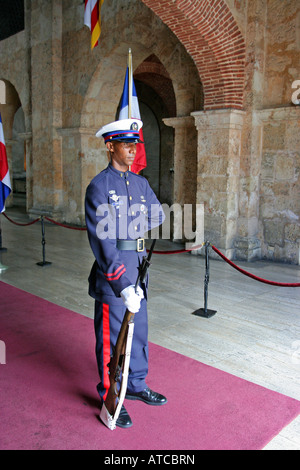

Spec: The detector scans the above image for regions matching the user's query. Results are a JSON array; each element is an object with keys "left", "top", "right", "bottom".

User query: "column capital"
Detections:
[
  {"left": 163, "top": 116, "right": 195, "bottom": 129},
  {"left": 191, "top": 109, "right": 245, "bottom": 130},
  {"left": 56, "top": 127, "right": 98, "bottom": 137},
  {"left": 18, "top": 132, "right": 32, "bottom": 141}
]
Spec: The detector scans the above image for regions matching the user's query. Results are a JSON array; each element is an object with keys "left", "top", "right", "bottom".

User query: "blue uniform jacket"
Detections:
[{"left": 85, "top": 163, "right": 165, "bottom": 303}]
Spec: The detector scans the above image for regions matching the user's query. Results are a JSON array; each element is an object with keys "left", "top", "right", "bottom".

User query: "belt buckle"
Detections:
[{"left": 137, "top": 238, "right": 144, "bottom": 252}]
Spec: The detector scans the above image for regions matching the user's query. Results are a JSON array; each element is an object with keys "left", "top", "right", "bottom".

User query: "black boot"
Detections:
[{"left": 116, "top": 404, "right": 133, "bottom": 428}]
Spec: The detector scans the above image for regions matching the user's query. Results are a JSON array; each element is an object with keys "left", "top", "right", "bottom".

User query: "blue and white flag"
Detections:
[{"left": 118, "top": 66, "right": 146, "bottom": 173}]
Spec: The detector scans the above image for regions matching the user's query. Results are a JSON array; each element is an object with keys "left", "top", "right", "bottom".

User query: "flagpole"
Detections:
[
  {"left": 128, "top": 48, "right": 132, "bottom": 119},
  {"left": 128, "top": 48, "right": 132, "bottom": 172}
]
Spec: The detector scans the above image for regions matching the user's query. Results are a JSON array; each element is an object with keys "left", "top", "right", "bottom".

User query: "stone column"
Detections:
[
  {"left": 29, "top": 0, "right": 63, "bottom": 219},
  {"left": 192, "top": 109, "right": 245, "bottom": 259},
  {"left": 232, "top": 0, "right": 268, "bottom": 261},
  {"left": 18, "top": 132, "right": 33, "bottom": 211},
  {"left": 57, "top": 126, "right": 103, "bottom": 225}
]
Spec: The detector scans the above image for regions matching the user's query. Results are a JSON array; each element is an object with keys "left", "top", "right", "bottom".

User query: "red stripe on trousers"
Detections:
[{"left": 102, "top": 303, "right": 110, "bottom": 401}]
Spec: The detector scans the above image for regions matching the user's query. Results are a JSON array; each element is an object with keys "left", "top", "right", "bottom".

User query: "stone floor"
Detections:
[{"left": 1, "top": 206, "right": 300, "bottom": 450}]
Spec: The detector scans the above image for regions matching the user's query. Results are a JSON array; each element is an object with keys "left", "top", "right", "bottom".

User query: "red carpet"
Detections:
[{"left": 0, "top": 280, "right": 299, "bottom": 450}]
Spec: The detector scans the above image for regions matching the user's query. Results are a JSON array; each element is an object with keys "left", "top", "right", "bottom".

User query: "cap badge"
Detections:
[{"left": 130, "top": 122, "right": 138, "bottom": 131}]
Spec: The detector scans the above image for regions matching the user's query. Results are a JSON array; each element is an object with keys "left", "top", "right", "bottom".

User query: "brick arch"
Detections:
[{"left": 141, "top": 0, "right": 245, "bottom": 110}]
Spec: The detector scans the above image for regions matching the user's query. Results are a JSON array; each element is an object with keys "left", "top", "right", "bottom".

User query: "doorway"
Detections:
[{"left": 134, "top": 78, "right": 175, "bottom": 205}]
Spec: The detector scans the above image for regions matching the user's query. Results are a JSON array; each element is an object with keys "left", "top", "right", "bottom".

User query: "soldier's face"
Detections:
[{"left": 107, "top": 141, "right": 137, "bottom": 171}]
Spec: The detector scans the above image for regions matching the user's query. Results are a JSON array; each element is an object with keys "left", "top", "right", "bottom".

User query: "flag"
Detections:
[
  {"left": 119, "top": 66, "right": 147, "bottom": 174},
  {"left": 0, "top": 113, "right": 11, "bottom": 213},
  {"left": 84, "top": 0, "right": 104, "bottom": 49}
]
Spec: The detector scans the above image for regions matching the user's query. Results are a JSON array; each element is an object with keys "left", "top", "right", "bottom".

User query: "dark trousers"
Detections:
[{"left": 94, "top": 298, "right": 148, "bottom": 401}]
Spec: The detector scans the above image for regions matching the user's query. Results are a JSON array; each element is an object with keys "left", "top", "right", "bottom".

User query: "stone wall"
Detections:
[{"left": 258, "top": 107, "right": 300, "bottom": 263}]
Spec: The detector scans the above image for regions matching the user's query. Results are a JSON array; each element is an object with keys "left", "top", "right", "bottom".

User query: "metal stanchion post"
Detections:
[
  {"left": 0, "top": 245, "right": 8, "bottom": 271},
  {"left": 0, "top": 219, "right": 8, "bottom": 272},
  {"left": 0, "top": 220, "right": 7, "bottom": 252},
  {"left": 0, "top": 259, "right": 8, "bottom": 272},
  {"left": 36, "top": 216, "right": 52, "bottom": 267},
  {"left": 192, "top": 241, "right": 217, "bottom": 318}
]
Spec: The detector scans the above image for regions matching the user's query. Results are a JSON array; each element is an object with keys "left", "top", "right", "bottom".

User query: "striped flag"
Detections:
[
  {"left": 0, "top": 113, "right": 11, "bottom": 213},
  {"left": 118, "top": 65, "right": 147, "bottom": 174},
  {"left": 84, "top": 0, "right": 104, "bottom": 49}
]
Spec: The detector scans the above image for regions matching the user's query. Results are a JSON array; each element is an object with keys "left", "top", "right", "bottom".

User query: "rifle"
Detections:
[{"left": 100, "top": 239, "right": 156, "bottom": 430}]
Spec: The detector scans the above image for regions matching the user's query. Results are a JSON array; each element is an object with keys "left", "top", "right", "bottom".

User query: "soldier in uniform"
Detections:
[{"left": 85, "top": 118, "right": 167, "bottom": 428}]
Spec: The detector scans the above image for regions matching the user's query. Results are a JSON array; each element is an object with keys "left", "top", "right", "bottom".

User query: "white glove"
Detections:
[{"left": 121, "top": 285, "right": 144, "bottom": 313}]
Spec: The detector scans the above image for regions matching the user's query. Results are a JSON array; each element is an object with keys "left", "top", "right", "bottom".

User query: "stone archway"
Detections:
[{"left": 0, "top": 80, "right": 23, "bottom": 209}]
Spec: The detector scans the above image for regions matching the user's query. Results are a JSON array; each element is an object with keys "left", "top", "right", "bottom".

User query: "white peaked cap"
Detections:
[{"left": 96, "top": 118, "right": 143, "bottom": 143}]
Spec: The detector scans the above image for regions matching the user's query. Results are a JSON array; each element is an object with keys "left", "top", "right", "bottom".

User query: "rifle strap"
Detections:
[
  {"left": 100, "top": 320, "right": 135, "bottom": 430},
  {"left": 113, "top": 320, "right": 134, "bottom": 421}
]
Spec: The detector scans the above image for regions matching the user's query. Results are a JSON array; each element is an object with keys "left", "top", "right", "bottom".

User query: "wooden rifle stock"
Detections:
[
  {"left": 105, "top": 310, "right": 135, "bottom": 415},
  {"left": 100, "top": 239, "right": 156, "bottom": 430}
]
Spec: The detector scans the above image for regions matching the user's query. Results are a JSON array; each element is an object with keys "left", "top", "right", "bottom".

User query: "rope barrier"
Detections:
[
  {"left": 211, "top": 244, "right": 300, "bottom": 287},
  {"left": 2, "top": 212, "right": 40, "bottom": 226},
  {"left": 1, "top": 212, "right": 86, "bottom": 231},
  {"left": 44, "top": 216, "right": 87, "bottom": 231},
  {"left": 2, "top": 212, "right": 300, "bottom": 287},
  {"left": 152, "top": 243, "right": 204, "bottom": 255}
]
